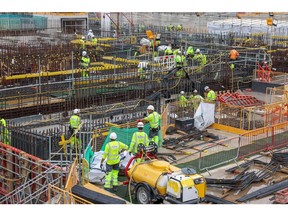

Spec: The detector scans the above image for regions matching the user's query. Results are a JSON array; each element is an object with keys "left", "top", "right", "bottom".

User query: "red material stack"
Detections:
[
  {"left": 275, "top": 188, "right": 288, "bottom": 204},
  {"left": 217, "top": 92, "right": 264, "bottom": 107}
]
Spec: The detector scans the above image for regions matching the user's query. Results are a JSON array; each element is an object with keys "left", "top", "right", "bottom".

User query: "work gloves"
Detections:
[{"left": 100, "top": 163, "right": 103, "bottom": 170}]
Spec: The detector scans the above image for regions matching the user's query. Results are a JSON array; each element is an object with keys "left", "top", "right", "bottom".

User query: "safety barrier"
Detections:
[
  {"left": 238, "top": 121, "right": 288, "bottom": 159},
  {"left": 153, "top": 55, "right": 175, "bottom": 70},
  {"left": 198, "top": 136, "right": 240, "bottom": 172}
]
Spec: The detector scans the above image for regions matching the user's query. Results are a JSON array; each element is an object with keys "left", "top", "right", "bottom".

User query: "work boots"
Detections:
[{"left": 113, "top": 185, "right": 118, "bottom": 192}]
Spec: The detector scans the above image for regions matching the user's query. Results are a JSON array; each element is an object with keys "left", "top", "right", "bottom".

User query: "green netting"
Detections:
[
  {"left": 0, "top": 19, "right": 9, "bottom": 30},
  {"left": 84, "top": 144, "right": 94, "bottom": 167},
  {"left": 34, "top": 16, "right": 47, "bottom": 29},
  {"left": 0, "top": 15, "right": 47, "bottom": 30},
  {"left": 100, "top": 124, "right": 163, "bottom": 151},
  {"left": 8, "top": 19, "right": 21, "bottom": 30}
]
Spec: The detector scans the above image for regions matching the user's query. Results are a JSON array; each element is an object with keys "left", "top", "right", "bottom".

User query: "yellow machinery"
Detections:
[{"left": 125, "top": 145, "right": 206, "bottom": 204}]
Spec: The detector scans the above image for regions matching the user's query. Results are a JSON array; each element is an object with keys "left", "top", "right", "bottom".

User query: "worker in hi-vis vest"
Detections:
[
  {"left": 229, "top": 48, "right": 240, "bottom": 69},
  {"left": 164, "top": 45, "right": 173, "bottom": 55},
  {"left": 79, "top": 36, "right": 86, "bottom": 50},
  {"left": 0, "top": 118, "right": 10, "bottom": 145},
  {"left": 69, "top": 109, "right": 82, "bottom": 151},
  {"left": 129, "top": 122, "right": 149, "bottom": 162},
  {"left": 189, "top": 89, "right": 203, "bottom": 112},
  {"left": 142, "top": 105, "right": 161, "bottom": 146},
  {"left": 179, "top": 91, "right": 188, "bottom": 108},
  {"left": 92, "top": 35, "right": 97, "bottom": 46},
  {"left": 100, "top": 132, "right": 128, "bottom": 192},
  {"left": 204, "top": 86, "right": 216, "bottom": 102},
  {"left": 80, "top": 51, "right": 90, "bottom": 77}
]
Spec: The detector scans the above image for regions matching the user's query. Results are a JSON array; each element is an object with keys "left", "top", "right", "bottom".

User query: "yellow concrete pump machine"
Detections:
[{"left": 124, "top": 143, "right": 206, "bottom": 204}]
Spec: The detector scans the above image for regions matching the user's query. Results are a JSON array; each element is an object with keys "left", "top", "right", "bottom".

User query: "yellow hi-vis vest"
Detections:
[
  {"left": 92, "top": 38, "right": 97, "bottom": 45},
  {"left": 207, "top": 90, "right": 216, "bottom": 101},
  {"left": 129, "top": 131, "right": 149, "bottom": 154},
  {"left": 144, "top": 111, "right": 161, "bottom": 129},
  {"left": 0, "top": 118, "right": 7, "bottom": 127},
  {"left": 69, "top": 115, "right": 81, "bottom": 129},
  {"left": 102, "top": 141, "right": 128, "bottom": 165},
  {"left": 81, "top": 56, "right": 90, "bottom": 68},
  {"left": 179, "top": 95, "right": 188, "bottom": 107}
]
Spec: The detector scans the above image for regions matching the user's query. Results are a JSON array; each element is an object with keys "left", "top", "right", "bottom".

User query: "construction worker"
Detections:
[
  {"left": 164, "top": 45, "right": 173, "bottom": 56},
  {"left": 139, "top": 24, "right": 145, "bottom": 33},
  {"left": 100, "top": 132, "right": 128, "bottom": 192},
  {"left": 92, "top": 35, "right": 97, "bottom": 46},
  {"left": 179, "top": 91, "right": 188, "bottom": 108},
  {"left": 80, "top": 51, "right": 90, "bottom": 77},
  {"left": 186, "top": 46, "right": 194, "bottom": 66},
  {"left": 193, "top": 49, "right": 207, "bottom": 66},
  {"left": 204, "top": 86, "right": 216, "bottom": 102},
  {"left": 142, "top": 105, "right": 161, "bottom": 146},
  {"left": 155, "top": 34, "right": 161, "bottom": 47},
  {"left": 186, "top": 46, "right": 194, "bottom": 58},
  {"left": 167, "top": 24, "right": 174, "bottom": 32},
  {"left": 87, "top": 29, "right": 94, "bottom": 40},
  {"left": 177, "top": 24, "right": 183, "bottom": 31},
  {"left": 134, "top": 50, "right": 139, "bottom": 59},
  {"left": 153, "top": 49, "right": 159, "bottom": 57},
  {"left": 173, "top": 48, "right": 180, "bottom": 55},
  {"left": 79, "top": 36, "right": 86, "bottom": 50},
  {"left": 229, "top": 48, "right": 240, "bottom": 69},
  {"left": 138, "top": 63, "right": 147, "bottom": 79},
  {"left": 193, "top": 49, "right": 206, "bottom": 72},
  {"left": 129, "top": 122, "right": 149, "bottom": 162},
  {"left": 0, "top": 118, "right": 10, "bottom": 145},
  {"left": 242, "top": 36, "right": 252, "bottom": 46},
  {"left": 175, "top": 51, "right": 187, "bottom": 77},
  {"left": 189, "top": 89, "right": 203, "bottom": 112},
  {"left": 69, "top": 109, "right": 82, "bottom": 151}
]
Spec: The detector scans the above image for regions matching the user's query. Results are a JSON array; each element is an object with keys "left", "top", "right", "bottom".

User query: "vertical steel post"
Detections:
[
  {"left": 71, "top": 51, "right": 74, "bottom": 90},
  {"left": 48, "top": 136, "right": 52, "bottom": 160},
  {"left": 38, "top": 58, "right": 41, "bottom": 95}
]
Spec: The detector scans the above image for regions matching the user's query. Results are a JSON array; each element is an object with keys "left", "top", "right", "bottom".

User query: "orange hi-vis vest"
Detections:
[{"left": 229, "top": 49, "right": 240, "bottom": 60}]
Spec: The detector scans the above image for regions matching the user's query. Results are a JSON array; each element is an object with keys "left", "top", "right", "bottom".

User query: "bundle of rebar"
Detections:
[{"left": 271, "top": 152, "right": 288, "bottom": 166}]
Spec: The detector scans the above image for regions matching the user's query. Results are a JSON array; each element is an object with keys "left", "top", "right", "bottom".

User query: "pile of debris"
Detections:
[{"left": 206, "top": 152, "right": 288, "bottom": 203}]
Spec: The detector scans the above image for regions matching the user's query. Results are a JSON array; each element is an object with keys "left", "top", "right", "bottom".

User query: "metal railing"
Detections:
[
  {"left": 198, "top": 136, "right": 240, "bottom": 172},
  {"left": 238, "top": 121, "right": 288, "bottom": 159}
]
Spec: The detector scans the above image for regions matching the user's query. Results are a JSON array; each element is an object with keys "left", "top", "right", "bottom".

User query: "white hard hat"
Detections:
[
  {"left": 193, "top": 89, "right": 198, "bottom": 93},
  {"left": 73, "top": 109, "right": 80, "bottom": 114},
  {"left": 204, "top": 86, "right": 209, "bottom": 91},
  {"left": 82, "top": 51, "right": 87, "bottom": 56},
  {"left": 180, "top": 91, "right": 184, "bottom": 94},
  {"left": 195, "top": 49, "right": 200, "bottom": 53},
  {"left": 81, "top": 36, "right": 85, "bottom": 39},
  {"left": 89, "top": 29, "right": 92, "bottom": 32},
  {"left": 147, "top": 105, "right": 154, "bottom": 111},
  {"left": 178, "top": 50, "right": 181, "bottom": 54},
  {"left": 110, "top": 132, "right": 117, "bottom": 140},
  {"left": 137, "top": 122, "right": 144, "bottom": 128}
]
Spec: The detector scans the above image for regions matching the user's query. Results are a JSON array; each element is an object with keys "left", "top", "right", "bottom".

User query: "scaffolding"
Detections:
[{"left": 0, "top": 142, "right": 68, "bottom": 204}]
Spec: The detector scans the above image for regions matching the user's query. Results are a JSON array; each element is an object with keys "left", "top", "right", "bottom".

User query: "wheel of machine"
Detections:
[{"left": 136, "top": 185, "right": 152, "bottom": 204}]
